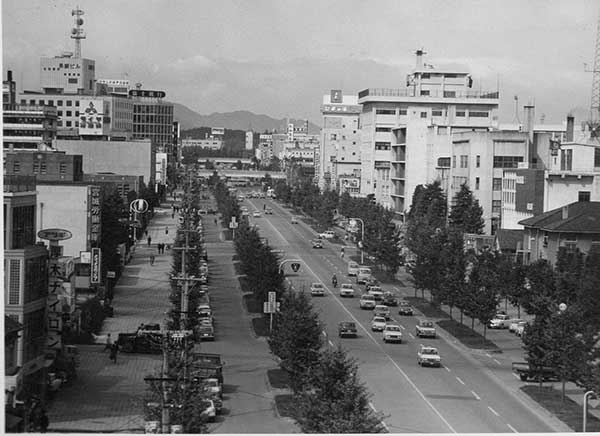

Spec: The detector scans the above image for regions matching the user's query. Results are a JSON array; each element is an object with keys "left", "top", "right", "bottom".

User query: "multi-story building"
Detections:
[
  {"left": 3, "top": 176, "right": 49, "bottom": 406},
  {"left": 450, "top": 130, "right": 529, "bottom": 234},
  {"left": 96, "top": 78, "right": 130, "bottom": 95},
  {"left": 3, "top": 103, "right": 59, "bottom": 152},
  {"left": 245, "top": 131, "right": 254, "bottom": 150},
  {"left": 82, "top": 173, "right": 143, "bottom": 201},
  {"left": 319, "top": 90, "right": 362, "bottom": 193},
  {"left": 131, "top": 89, "right": 174, "bottom": 153},
  {"left": 519, "top": 201, "right": 600, "bottom": 264},
  {"left": 4, "top": 151, "right": 83, "bottom": 182},
  {"left": 181, "top": 137, "right": 223, "bottom": 150},
  {"left": 357, "top": 50, "right": 499, "bottom": 217}
]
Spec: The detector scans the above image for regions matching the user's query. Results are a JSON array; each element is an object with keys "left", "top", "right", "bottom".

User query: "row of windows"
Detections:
[
  {"left": 375, "top": 142, "right": 391, "bottom": 151},
  {"left": 375, "top": 127, "right": 392, "bottom": 132},
  {"left": 493, "top": 156, "right": 523, "bottom": 168},
  {"left": 21, "top": 99, "right": 79, "bottom": 107},
  {"left": 134, "top": 105, "right": 173, "bottom": 114},
  {"left": 376, "top": 108, "right": 489, "bottom": 118}
]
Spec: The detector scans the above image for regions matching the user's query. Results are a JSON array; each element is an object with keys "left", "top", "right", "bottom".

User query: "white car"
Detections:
[
  {"left": 340, "top": 283, "right": 355, "bottom": 298},
  {"left": 515, "top": 321, "right": 529, "bottom": 337},
  {"left": 252, "top": 211, "right": 261, "bottom": 217},
  {"left": 417, "top": 346, "right": 442, "bottom": 367},
  {"left": 374, "top": 304, "right": 391, "bottom": 320},
  {"left": 310, "top": 282, "right": 325, "bottom": 296},
  {"left": 415, "top": 320, "right": 437, "bottom": 338},
  {"left": 359, "top": 294, "right": 377, "bottom": 310},
  {"left": 204, "top": 377, "right": 222, "bottom": 398},
  {"left": 368, "top": 286, "right": 384, "bottom": 302},
  {"left": 371, "top": 316, "right": 388, "bottom": 332},
  {"left": 319, "top": 230, "right": 336, "bottom": 239},
  {"left": 508, "top": 319, "right": 525, "bottom": 333},
  {"left": 347, "top": 261, "right": 360, "bottom": 276},
  {"left": 382, "top": 324, "right": 403, "bottom": 343},
  {"left": 489, "top": 313, "right": 512, "bottom": 329},
  {"left": 200, "top": 399, "right": 217, "bottom": 422},
  {"left": 356, "top": 267, "right": 373, "bottom": 285}
]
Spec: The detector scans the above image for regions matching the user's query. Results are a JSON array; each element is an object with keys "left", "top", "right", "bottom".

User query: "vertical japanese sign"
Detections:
[
  {"left": 89, "top": 186, "right": 101, "bottom": 247},
  {"left": 91, "top": 247, "right": 102, "bottom": 284},
  {"left": 47, "top": 257, "right": 67, "bottom": 350}
]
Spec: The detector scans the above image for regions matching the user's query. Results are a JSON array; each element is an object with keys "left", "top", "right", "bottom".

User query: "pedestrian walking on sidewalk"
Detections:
[
  {"left": 165, "top": 226, "right": 169, "bottom": 235},
  {"left": 150, "top": 254, "right": 155, "bottom": 265},
  {"left": 147, "top": 236, "right": 152, "bottom": 246},
  {"left": 103, "top": 333, "right": 112, "bottom": 351},
  {"left": 109, "top": 343, "right": 119, "bottom": 363},
  {"left": 341, "top": 247, "right": 345, "bottom": 258}
]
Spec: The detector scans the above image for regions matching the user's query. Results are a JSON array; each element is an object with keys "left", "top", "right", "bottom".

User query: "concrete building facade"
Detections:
[{"left": 3, "top": 151, "right": 83, "bottom": 182}]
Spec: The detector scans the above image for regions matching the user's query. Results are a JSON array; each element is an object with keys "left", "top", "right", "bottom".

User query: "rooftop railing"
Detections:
[{"left": 358, "top": 88, "right": 499, "bottom": 100}]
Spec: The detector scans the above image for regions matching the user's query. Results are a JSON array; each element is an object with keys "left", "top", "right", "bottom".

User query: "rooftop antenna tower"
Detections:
[
  {"left": 585, "top": 8, "right": 600, "bottom": 138},
  {"left": 512, "top": 95, "right": 521, "bottom": 125},
  {"left": 70, "top": 7, "right": 86, "bottom": 58}
]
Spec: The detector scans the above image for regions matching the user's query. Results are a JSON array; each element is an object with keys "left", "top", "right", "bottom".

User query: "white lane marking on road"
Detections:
[
  {"left": 506, "top": 423, "right": 518, "bottom": 433},
  {"left": 381, "top": 421, "right": 390, "bottom": 432},
  {"left": 455, "top": 377, "right": 465, "bottom": 385},
  {"left": 445, "top": 366, "right": 451, "bottom": 372},
  {"left": 300, "top": 261, "right": 457, "bottom": 433},
  {"left": 485, "top": 353, "right": 492, "bottom": 358},
  {"left": 322, "top": 331, "right": 327, "bottom": 337},
  {"left": 471, "top": 391, "right": 480, "bottom": 400},
  {"left": 369, "top": 403, "right": 390, "bottom": 431},
  {"left": 488, "top": 406, "right": 500, "bottom": 417},
  {"left": 399, "top": 324, "right": 405, "bottom": 330},
  {"left": 512, "top": 373, "right": 521, "bottom": 380},
  {"left": 408, "top": 333, "right": 415, "bottom": 339},
  {"left": 493, "top": 358, "right": 501, "bottom": 365},
  {"left": 328, "top": 340, "right": 334, "bottom": 346},
  {"left": 369, "top": 402, "right": 376, "bottom": 411}
]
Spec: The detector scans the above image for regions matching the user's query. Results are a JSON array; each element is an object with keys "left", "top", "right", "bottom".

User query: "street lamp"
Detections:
[
  {"left": 584, "top": 390, "right": 597, "bottom": 432},
  {"left": 349, "top": 217, "right": 365, "bottom": 265}
]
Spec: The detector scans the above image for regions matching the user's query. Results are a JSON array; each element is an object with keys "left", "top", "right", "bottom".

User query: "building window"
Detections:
[
  {"left": 421, "top": 73, "right": 430, "bottom": 79},
  {"left": 376, "top": 127, "right": 392, "bottom": 132},
  {"left": 476, "top": 155, "right": 481, "bottom": 168},
  {"left": 13, "top": 161, "right": 20, "bottom": 173},
  {"left": 375, "top": 142, "right": 391, "bottom": 150},
  {"left": 469, "top": 111, "right": 489, "bottom": 117},
  {"left": 452, "top": 155, "right": 456, "bottom": 168},
  {"left": 432, "top": 110, "right": 443, "bottom": 117},
  {"left": 493, "top": 178, "right": 502, "bottom": 191},
  {"left": 421, "top": 90, "right": 430, "bottom": 96},
  {"left": 59, "top": 163, "right": 67, "bottom": 175},
  {"left": 420, "top": 112, "right": 427, "bottom": 118},
  {"left": 40, "top": 162, "right": 47, "bottom": 174},
  {"left": 66, "top": 121, "right": 72, "bottom": 127},
  {"left": 66, "top": 100, "right": 72, "bottom": 106},
  {"left": 39, "top": 100, "right": 45, "bottom": 105},
  {"left": 437, "top": 157, "right": 451, "bottom": 168},
  {"left": 493, "top": 156, "right": 523, "bottom": 168},
  {"left": 68, "top": 78, "right": 77, "bottom": 84},
  {"left": 58, "top": 100, "right": 63, "bottom": 106},
  {"left": 564, "top": 234, "right": 577, "bottom": 252},
  {"left": 33, "top": 161, "right": 40, "bottom": 174},
  {"left": 399, "top": 109, "right": 407, "bottom": 115},
  {"left": 12, "top": 205, "right": 35, "bottom": 248},
  {"left": 8, "top": 259, "right": 21, "bottom": 304},
  {"left": 58, "top": 110, "right": 63, "bottom": 116},
  {"left": 492, "top": 200, "right": 501, "bottom": 214},
  {"left": 443, "top": 90, "right": 456, "bottom": 98},
  {"left": 75, "top": 101, "right": 79, "bottom": 106},
  {"left": 456, "top": 111, "right": 466, "bottom": 117},
  {"left": 561, "top": 149, "right": 573, "bottom": 171},
  {"left": 595, "top": 147, "right": 600, "bottom": 168},
  {"left": 376, "top": 109, "right": 395, "bottom": 115},
  {"left": 579, "top": 191, "right": 591, "bottom": 202},
  {"left": 475, "top": 177, "right": 480, "bottom": 190},
  {"left": 330, "top": 134, "right": 337, "bottom": 140},
  {"left": 460, "top": 155, "right": 468, "bottom": 168},
  {"left": 66, "top": 111, "right": 72, "bottom": 117}
]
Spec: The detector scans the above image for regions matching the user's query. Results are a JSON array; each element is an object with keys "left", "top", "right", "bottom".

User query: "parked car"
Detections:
[
  {"left": 347, "top": 261, "right": 360, "bottom": 276},
  {"left": 374, "top": 304, "right": 391, "bottom": 320},
  {"left": 265, "top": 207, "right": 273, "bottom": 215},
  {"left": 398, "top": 301, "right": 414, "bottom": 316},
  {"left": 291, "top": 216, "right": 299, "bottom": 224},
  {"left": 515, "top": 322, "right": 529, "bottom": 337},
  {"left": 356, "top": 266, "right": 372, "bottom": 285},
  {"left": 415, "top": 320, "right": 437, "bottom": 338},
  {"left": 196, "top": 325, "right": 215, "bottom": 341},
  {"left": 117, "top": 331, "right": 163, "bottom": 354},
  {"left": 359, "top": 294, "right": 377, "bottom": 310},
  {"left": 512, "top": 362, "right": 559, "bottom": 382},
  {"left": 338, "top": 322, "right": 358, "bottom": 338},
  {"left": 508, "top": 319, "right": 526, "bottom": 333},
  {"left": 382, "top": 324, "right": 403, "bottom": 343},
  {"left": 371, "top": 316, "right": 388, "bottom": 332},
  {"left": 311, "top": 239, "right": 323, "bottom": 249},
  {"left": 310, "top": 282, "right": 326, "bottom": 296},
  {"left": 203, "top": 377, "right": 222, "bottom": 398},
  {"left": 382, "top": 292, "right": 398, "bottom": 306},
  {"left": 200, "top": 399, "right": 217, "bottom": 422},
  {"left": 319, "top": 230, "right": 336, "bottom": 239},
  {"left": 489, "top": 313, "right": 512, "bottom": 329},
  {"left": 417, "top": 346, "right": 442, "bottom": 367},
  {"left": 339, "top": 283, "right": 355, "bottom": 298}
]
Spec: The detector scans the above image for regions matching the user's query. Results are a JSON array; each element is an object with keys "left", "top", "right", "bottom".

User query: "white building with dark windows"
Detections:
[{"left": 357, "top": 50, "right": 499, "bottom": 217}]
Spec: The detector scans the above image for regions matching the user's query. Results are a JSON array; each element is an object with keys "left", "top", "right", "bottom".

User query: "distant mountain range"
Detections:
[{"left": 171, "top": 103, "right": 321, "bottom": 134}]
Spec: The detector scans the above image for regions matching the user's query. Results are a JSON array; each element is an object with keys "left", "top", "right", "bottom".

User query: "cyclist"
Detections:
[{"left": 332, "top": 274, "right": 338, "bottom": 287}]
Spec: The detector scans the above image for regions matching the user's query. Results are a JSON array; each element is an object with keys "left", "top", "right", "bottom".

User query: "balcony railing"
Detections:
[{"left": 358, "top": 88, "right": 499, "bottom": 100}]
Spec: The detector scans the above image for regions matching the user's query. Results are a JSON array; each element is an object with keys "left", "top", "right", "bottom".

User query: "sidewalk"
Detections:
[{"left": 47, "top": 201, "right": 179, "bottom": 433}]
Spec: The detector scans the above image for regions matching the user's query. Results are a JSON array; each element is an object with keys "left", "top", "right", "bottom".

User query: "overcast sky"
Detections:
[{"left": 2, "top": 0, "right": 598, "bottom": 125}]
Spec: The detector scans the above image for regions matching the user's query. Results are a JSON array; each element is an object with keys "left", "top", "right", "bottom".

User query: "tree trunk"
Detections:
[
  {"left": 471, "top": 317, "right": 475, "bottom": 331},
  {"left": 460, "top": 310, "right": 464, "bottom": 325},
  {"left": 483, "top": 324, "right": 487, "bottom": 341},
  {"left": 449, "top": 305, "right": 453, "bottom": 319},
  {"left": 562, "top": 379, "right": 566, "bottom": 402},
  {"left": 505, "top": 298, "right": 508, "bottom": 313},
  {"left": 517, "top": 305, "right": 521, "bottom": 318}
]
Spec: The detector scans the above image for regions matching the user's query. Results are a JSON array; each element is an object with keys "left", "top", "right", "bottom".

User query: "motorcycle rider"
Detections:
[{"left": 332, "top": 274, "right": 338, "bottom": 287}]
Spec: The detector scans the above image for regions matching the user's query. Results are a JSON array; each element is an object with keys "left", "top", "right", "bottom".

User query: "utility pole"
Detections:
[{"left": 161, "top": 337, "right": 170, "bottom": 434}]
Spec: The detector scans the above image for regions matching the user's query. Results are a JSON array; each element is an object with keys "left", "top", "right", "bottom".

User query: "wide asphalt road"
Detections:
[{"left": 242, "top": 194, "right": 569, "bottom": 433}]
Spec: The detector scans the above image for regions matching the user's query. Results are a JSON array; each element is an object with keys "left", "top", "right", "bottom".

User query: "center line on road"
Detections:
[
  {"left": 506, "top": 423, "right": 518, "bottom": 433},
  {"left": 455, "top": 377, "right": 465, "bottom": 385},
  {"left": 298, "top": 261, "right": 457, "bottom": 434},
  {"left": 328, "top": 340, "right": 334, "bottom": 346},
  {"left": 488, "top": 406, "right": 500, "bottom": 416},
  {"left": 399, "top": 324, "right": 405, "bottom": 330},
  {"left": 445, "top": 366, "right": 451, "bottom": 372},
  {"left": 408, "top": 333, "right": 415, "bottom": 339},
  {"left": 471, "top": 390, "right": 480, "bottom": 400},
  {"left": 512, "top": 373, "right": 521, "bottom": 380},
  {"left": 493, "top": 358, "right": 501, "bottom": 365},
  {"left": 485, "top": 353, "right": 492, "bottom": 358}
]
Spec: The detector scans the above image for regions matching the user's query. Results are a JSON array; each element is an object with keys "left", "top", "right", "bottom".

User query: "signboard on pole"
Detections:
[
  {"left": 91, "top": 248, "right": 102, "bottom": 284},
  {"left": 268, "top": 291, "right": 276, "bottom": 305}
]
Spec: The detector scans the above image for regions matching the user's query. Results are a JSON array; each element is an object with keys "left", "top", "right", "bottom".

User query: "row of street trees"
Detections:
[
  {"left": 405, "top": 180, "right": 600, "bottom": 398},
  {"left": 272, "top": 180, "right": 402, "bottom": 276}
]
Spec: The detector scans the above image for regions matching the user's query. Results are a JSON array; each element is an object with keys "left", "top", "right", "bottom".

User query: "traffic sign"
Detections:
[
  {"left": 130, "top": 198, "right": 149, "bottom": 214},
  {"left": 590, "top": 398, "right": 600, "bottom": 409},
  {"left": 290, "top": 262, "right": 300, "bottom": 273},
  {"left": 268, "top": 291, "right": 276, "bottom": 304}
]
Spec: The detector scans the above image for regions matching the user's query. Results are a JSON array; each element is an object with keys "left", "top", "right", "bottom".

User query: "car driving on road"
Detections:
[
  {"left": 367, "top": 286, "right": 384, "bottom": 302},
  {"left": 398, "top": 301, "right": 414, "bottom": 316},
  {"left": 489, "top": 313, "right": 512, "bottom": 329},
  {"left": 310, "top": 282, "right": 325, "bottom": 296},
  {"left": 415, "top": 320, "right": 437, "bottom": 338},
  {"left": 508, "top": 319, "right": 525, "bottom": 333},
  {"left": 319, "top": 230, "right": 336, "bottom": 239},
  {"left": 311, "top": 239, "right": 323, "bottom": 249},
  {"left": 291, "top": 216, "right": 298, "bottom": 224},
  {"left": 371, "top": 316, "right": 388, "bottom": 332},
  {"left": 374, "top": 304, "right": 391, "bottom": 320},
  {"left": 339, "top": 283, "right": 355, "bottom": 298},
  {"left": 382, "top": 292, "right": 398, "bottom": 306},
  {"left": 347, "top": 261, "right": 360, "bottom": 276},
  {"left": 359, "top": 294, "right": 377, "bottom": 310},
  {"left": 382, "top": 324, "right": 403, "bottom": 343},
  {"left": 338, "top": 322, "right": 358, "bottom": 338},
  {"left": 356, "top": 267, "right": 373, "bottom": 285},
  {"left": 417, "top": 346, "right": 441, "bottom": 367}
]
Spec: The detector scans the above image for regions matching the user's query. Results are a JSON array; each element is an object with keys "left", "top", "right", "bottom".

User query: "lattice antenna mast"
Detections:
[
  {"left": 591, "top": 10, "right": 600, "bottom": 122},
  {"left": 70, "top": 7, "right": 86, "bottom": 58}
]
